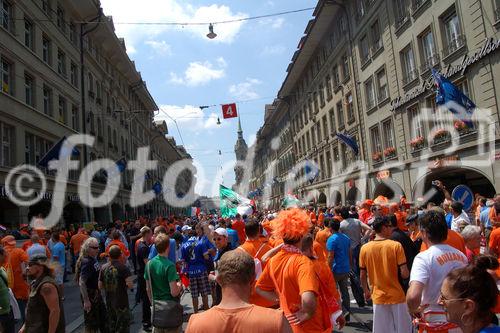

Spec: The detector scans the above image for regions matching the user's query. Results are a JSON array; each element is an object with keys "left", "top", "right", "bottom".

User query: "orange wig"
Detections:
[{"left": 271, "top": 208, "right": 311, "bottom": 241}]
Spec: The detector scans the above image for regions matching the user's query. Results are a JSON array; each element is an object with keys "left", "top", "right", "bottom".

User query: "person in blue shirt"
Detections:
[
  {"left": 48, "top": 230, "right": 66, "bottom": 299},
  {"left": 326, "top": 219, "right": 352, "bottom": 318},
  {"left": 148, "top": 226, "right": 177, "bottom": 263},
  {"left": 220, "top": 219, "right": 239, "bottom": 248},
  {"left": 181, "top": 223, "right": 215, "bottom": 313}
]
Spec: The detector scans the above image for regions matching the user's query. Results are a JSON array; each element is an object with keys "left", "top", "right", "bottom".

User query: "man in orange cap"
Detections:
[{"left": 2, "top": 235, "right": 29, "bottom": 321}]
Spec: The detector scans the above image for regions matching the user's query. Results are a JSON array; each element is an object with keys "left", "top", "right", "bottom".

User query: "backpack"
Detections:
[{"left": 238, "top": 243, "right": 267, "bottom": 280}]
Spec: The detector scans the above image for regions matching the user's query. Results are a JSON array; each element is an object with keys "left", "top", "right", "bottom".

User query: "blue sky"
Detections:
[{"left": 99, "top": 0, "right": 315, "bottom": 196}]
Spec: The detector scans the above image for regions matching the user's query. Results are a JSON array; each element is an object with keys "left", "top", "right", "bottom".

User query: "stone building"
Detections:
[
  {"left": 0, "top": 0, "right": 193, "bottom": 227},
  {"left": 250, "top": 0, "right": 500, "bottom": 208}
]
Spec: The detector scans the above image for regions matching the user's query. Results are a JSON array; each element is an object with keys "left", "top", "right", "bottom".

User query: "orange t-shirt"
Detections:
[
  {"left": 420, "top": 230, "right": 466, "bottom": 255},
  {"left": 310, "top": 212, "right": 317, "bottom": 224},
  {"left": 313, "top": 258, "right": 340, "bottom": 302},
  {"left": 359, "top": 239, "right": 406, "bottom": 304},
  {"left": 262, "top": 219, "right": 273, "bottom": 235},
  {"left": 232, "top": 220, "right": 246, "bottom": 245},
  {"left": 493, "top": 264, "right": 500, "bottom": 314},
  {"left": 239, "top": 239, "right": 275, "bottom": 307},
  {"left": 317, "top": 213, "right": 324, "bottom": 227},
  {"left": 70, "top": 233, "right": 89, "bottom": 255},
  {"left": 4, "top": 247, "right": 29, "bottom": 300},
  {"left": 185, "top": 305, "right": 284, "bottom": 333},
  {"left": 257, "top": 250, "right": 328, "bottom": 333},
  {"left": 313, "top": 241, "right": 327, "bottom": 264},
  {"left": 489, "top": 228, "right": 500, "bottom": 257}
]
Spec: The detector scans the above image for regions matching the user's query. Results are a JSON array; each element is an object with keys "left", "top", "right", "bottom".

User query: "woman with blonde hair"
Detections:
[{"left": 75, "top": 237, "right": 108, "bottom": 333}]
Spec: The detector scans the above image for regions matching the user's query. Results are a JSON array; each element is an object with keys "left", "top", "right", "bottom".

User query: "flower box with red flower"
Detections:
[
  {"left": 384, "top": 147, "right": 396, "bottom": 158},
  {"left": 372, "top": 152, "right": 382, "bottom": 162},
  {"left": 410, "top": 136, "right": 425, "bottom": 150},
  {"left": 454, "top": 120, "right": 469, "bottom": 134},
  {"left": 432, "top": 128, "right": 450, "bottom": 144}
]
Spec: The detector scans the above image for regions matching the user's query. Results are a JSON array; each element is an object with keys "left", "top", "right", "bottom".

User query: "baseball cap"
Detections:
[
  {"left": 29, "top": 253, "right": 48, "bottom": 265},
  {"left": 214, "top": 228, "right": 228, "bottom": 238},
  {"left": 181, "top": 225, "right": 192, "bottom": 232}
]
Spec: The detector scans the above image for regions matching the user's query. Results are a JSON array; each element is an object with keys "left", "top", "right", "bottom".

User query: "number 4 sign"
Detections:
[{"left": 221, "top": 103, "right": 238, "bottom": 119}]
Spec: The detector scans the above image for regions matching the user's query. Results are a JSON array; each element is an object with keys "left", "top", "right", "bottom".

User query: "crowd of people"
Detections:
[{"left": 0, "top": 180, "right": 498, "bottom": 332}]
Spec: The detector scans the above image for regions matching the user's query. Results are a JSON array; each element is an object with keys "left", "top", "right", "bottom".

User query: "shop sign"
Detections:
[
  {"left": 390, "top": 37, "right": 500, "bottom": 111},
  {"left": 376, "top": 170, "right": 391, "bottom": 181},
  {"left": 428, "top": 155, "right": 460, "bottom": 169}
]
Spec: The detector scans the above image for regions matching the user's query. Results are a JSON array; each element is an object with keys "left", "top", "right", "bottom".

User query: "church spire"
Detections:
[{"left": 237, "top": 115, "right": 243, "bottom": 139}]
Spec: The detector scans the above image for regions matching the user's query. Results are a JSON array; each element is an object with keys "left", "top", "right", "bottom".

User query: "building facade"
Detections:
[
  {"left": 0, "top": 0, "right": 193, "bottom": 228},
  {"left": 250, "top": 0, "right": 500, "bottom": 208}
]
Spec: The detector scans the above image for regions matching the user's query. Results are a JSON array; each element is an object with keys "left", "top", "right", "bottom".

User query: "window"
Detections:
[
  {"left": 24, "top": 18, "right": 34, "bottom": 50},
  {"left": 107, "top": 126, "right": 112, "bottom": 147},
  {"left": 306, "top": 131, "right": 311, "bottom": 150},
  {"left": 24, "top": 74, "right": 34, "bottom": 107},
  {"left": 365, "top": 79, "right": 375, "bottom": 109},
  {"left": 311, "top": 127, "right": 316, "bottom": 146},
  {"left": 371, "top": 20, "right": 383, "bottom": 52},
  {"left": 70, "top": 62, "right": 78, "bottom": 87},
  {"left": 57, "top": 49, "right": 66, "bottom": 76},
  {"left": 333, "top": 64, "right": 340, "bottom": 88},
  {"left": 71, "top": 105, "right": 79, "bottom": 131},
  {"left": 96, "top": 81, "right": 101, "bottom": 101},
  {"left": 43, "top": 85, "right": 52, "bottom": 115},
  {"left": 408, "top": 105, "right": 424, "bottom": 139},
  {"left": 316, "top": 122, "right": 321, "bottom": 143},
  {"left": 113, "top": 129, "right": 117, "bottom": 148},
  {"left": 401, "top": 46, "right": 417, "bottom": 85},
  {"left": 58, "top": 96, "right": 67, "bottom": 124},
  {"left": 41, "top": 0, "right": 51, "bottom": 16},
  {"left": 69, "top": 22, "right": 76, "bottom": 44},
  {"left": 337, "top": 101, "right": 345, "bottom": 128},
  {"left": 1, "top": 57, "right": 12, "bottom": 95},
  {"left": 322, "top": 115, "right": 328, "bottom": 140},
  {"left": 382, "top": 119, "right": 395, "bottom": 149},
  {"left": 1, "top": 122, "right": 13, "bottom": 166},
  {"left": 313, "top": 92, "right": 319, "bottom": 113},
  {"left": 356, "top": 0, "right": 366, "bottom": 18},
  {"left": 395, "top": 0, "right": 409, "bottom": 25},
  {"left": 360, "top": 35, "right": 370, "bottom": 63},
  {"left": 420, "top": 29, "right": 437, "bottom": 68},
  {"left": 346, "top": 93, "right": 355, "bottom": 123},
  {"left": 1, "top": 0, "right": 12, "bottom": 32},
  {"left": 56, "top": 5, "right": 65, "bottom": 32},
  {"left": 319, "top": 154, "right": 325, "bottom": 179},
  {"left": 329, "top": 108, "right": 336, "bottom": 134},
  {"left": 88, "top": 73, "right": 94, "bottom": 96},
  {"left": 341, "top": 54, "right": 350, "bottom": 81},
  {"left": 370, "top": 126, "right": 382, "bottom": 155},
  {"left": 42, "top": 35, "right": 51, "bottom": 64},
  {"left": 319, "top": 83, "right": 325, "bottom": 107},
  {"left": 326, "top": 150, "right": 332, "bottom": 178},
  {"left": 333, "top": 146, "right": 339, "bottom": 173},
  {"left": 443, "top": 11, "right": 463, "bottom": 56},
  {"left": 376, "top": 68, "right": 388, "bottom": 101},
  {"left": 97, "top": 118, "right": 103, "bottom": 138},
  {"left": 325, "top": 75, "right": 333, "bottom": 100}
]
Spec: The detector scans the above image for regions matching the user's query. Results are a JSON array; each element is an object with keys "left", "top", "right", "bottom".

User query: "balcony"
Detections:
[
  {"left": 420, "top": 54, "right": 440, "bottom": 75},
  {"left": 411, "top": 0, "right": 430, "bottom": 17},
  {"left": 402, "top": 68, "right": 419, "bottom": 87},
  {"left": 442, "top": 35, "right": 466, "bottom": 59}
]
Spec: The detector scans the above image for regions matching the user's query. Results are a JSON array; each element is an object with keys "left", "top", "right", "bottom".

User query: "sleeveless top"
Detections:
[{"left": 25, "top": 274, "right": 65, "bottom": 333}]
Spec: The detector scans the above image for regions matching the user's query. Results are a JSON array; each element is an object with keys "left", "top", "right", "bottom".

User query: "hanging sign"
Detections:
[{"left": 222, "top": 103, "right": 238, "bottom": 119}]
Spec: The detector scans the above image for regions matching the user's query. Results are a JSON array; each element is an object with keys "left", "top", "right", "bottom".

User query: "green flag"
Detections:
[{"left": 219, "top": 185, "right": 253, "bottom": 218}]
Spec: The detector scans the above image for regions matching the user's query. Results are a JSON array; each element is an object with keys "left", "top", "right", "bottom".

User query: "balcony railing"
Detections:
[
  {"left": 395, "top": 14, "right": 409, "bottom": 31},
  {"left": 420, "top": 54, "right": 440, "bottom": 73},
  {"left": 403, "top": 68, "right": 419, "bottom": 86},
  {"left": 371, "top": 39, "right": 384, "bottom": 54},
  {"left": 443, "top": 35, "right": 466, "bottom": 58}
]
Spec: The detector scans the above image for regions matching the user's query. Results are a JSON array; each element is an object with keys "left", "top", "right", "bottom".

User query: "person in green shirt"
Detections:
[
  {"left": 0, "top": 246, "right": 13, "bottom": 333},
  {"left": 145, "top": 233, "right": 183, "bottom": 333}
]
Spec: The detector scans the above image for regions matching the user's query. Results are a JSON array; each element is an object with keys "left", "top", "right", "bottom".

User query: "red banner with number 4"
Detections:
[{"left": 221, "top": 103, "right": 238, "bottom": 119}]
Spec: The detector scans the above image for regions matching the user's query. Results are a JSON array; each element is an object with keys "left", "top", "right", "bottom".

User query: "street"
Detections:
[{"left": 65, "top": 273, "right": 374, "bottom": 333}]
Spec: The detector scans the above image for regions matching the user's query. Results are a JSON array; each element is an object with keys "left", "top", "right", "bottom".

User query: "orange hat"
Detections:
[
  {"left": 271, "top": 208, "right": 311, "bottom": 241},
  {"left": 1, "top": 235, "right": 16, "bottom": 247}
]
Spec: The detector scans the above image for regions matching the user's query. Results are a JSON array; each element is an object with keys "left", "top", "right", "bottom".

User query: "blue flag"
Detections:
[
  {"left": 103, "top": 157, "right": 127, "bottom": 178},
  {"left": 38, "top": 136, "right": 80, "bottom": 168},
  {"left": 304, "top": 160, "right": 319, "bottom": 184},
  {"left": 152, "top": 181, "right": 162, "bottom": 195},
  {"left": 336, "top": 133, "right": 359, "bottom": 155},
  {"left": 432, "top": 69, "right": 475, "bottom": 127}
]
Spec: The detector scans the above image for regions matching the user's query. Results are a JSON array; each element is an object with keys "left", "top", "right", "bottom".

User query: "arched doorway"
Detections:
[
  {"left": 317, "top": 192, "right": 327, "bottom": 207},
  {"left": 93, "top": 207, "right": 108, "bottom": 225},
  {"left": 0, "top": 198, "right": 19, "bottom": 229},
  {"left": 111, "top": 203, "right": 123, "bottom": 221},
  {"left": 329, "top": 191, "right": 342, "bottom": 206},
  {"left": 373, "top": 180, "right": 405, "bottom": 202},
  {"left": 28, "top": 201, "right": 51, "bottom": 220},
  {"left": 346, "top": 187, "right": 361, "bottom": 205},
  {"left": 412, "top": 166, "right": 496, "bottom": 206},
  {"left": 63, "top": 202, "right": 84, "bottom": 227}
]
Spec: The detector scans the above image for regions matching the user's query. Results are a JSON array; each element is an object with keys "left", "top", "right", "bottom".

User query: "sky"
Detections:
[{"left": 99, "top": 0, "right": 316, "bottom": 196}]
